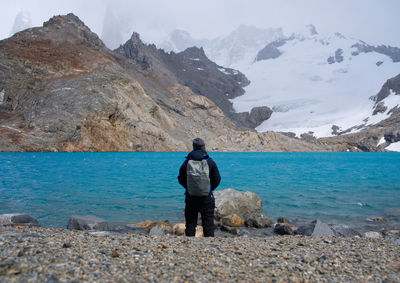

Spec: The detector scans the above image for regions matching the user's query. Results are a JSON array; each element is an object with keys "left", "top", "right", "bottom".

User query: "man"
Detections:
[{"left": 178, "top": 138, "right": 221, "bottom": 237}]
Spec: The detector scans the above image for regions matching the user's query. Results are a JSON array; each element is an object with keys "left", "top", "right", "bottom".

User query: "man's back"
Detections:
[{"left": 177, "top": 138, "right": 221, "bottom": 237}]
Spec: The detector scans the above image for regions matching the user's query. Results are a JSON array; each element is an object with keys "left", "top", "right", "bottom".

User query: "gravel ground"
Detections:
[{"left": 1, "top": 225, "right": 399, "bottom": 282}]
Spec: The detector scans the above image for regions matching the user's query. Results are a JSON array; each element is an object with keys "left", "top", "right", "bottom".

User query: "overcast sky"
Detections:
[{"left": 2, "top": 0, "right": 400, "bottom": 47}]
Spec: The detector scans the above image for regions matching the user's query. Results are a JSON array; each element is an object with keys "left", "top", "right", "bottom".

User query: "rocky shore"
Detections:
[
  {"left": 1, "top": 189, "right": 399, "bottom": 281},
  {"left": 1, "top": 225, "right": 399, "bottom": 282}
]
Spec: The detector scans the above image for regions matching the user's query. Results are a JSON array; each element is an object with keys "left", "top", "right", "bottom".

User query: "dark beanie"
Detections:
[{"left": 192, "top": 138, "right": 206, "bottom": 151}]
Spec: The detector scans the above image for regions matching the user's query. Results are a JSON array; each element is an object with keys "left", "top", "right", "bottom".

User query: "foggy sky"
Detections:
[{"left": 2, "top": 0, "right": 400, "bottom": 48}]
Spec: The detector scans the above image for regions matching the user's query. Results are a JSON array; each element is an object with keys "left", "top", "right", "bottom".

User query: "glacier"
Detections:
[{"left": 159, "top": 25, "right": 400, "bottom": 138}]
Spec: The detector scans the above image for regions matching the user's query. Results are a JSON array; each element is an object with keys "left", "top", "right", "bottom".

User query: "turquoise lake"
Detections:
[{"left": 1, "top": 152, "right": 399, "bottom": 228}]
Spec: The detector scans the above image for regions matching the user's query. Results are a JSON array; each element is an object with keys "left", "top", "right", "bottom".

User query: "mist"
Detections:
[{"left": 2, "top": 0, "right": 400, "bottom": 49}]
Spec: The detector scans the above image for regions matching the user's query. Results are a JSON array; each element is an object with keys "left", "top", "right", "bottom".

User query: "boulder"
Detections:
[
  {"left": 364, "top": 231, "right": 383, "bottom": 239},
  {"left": 67, "top": 215, "right": 108, "bottom": 231},
  {"left": 274, "top": 223, "right": 295, "bottom": 235},
  {"left": 214, "top": 189, "right": 262, "bottom": 221},
  {"left": 245, "top": 213, "right": 273, "bottom": 228},
  {"left": 221, "top": 214, "right": 244, "bottom": 227},
  {"left": 0, "top": 213, "right": 40, "bottom": 226},
  {"left": 295, "top": 220, "right": 335, "bottom": 236}
]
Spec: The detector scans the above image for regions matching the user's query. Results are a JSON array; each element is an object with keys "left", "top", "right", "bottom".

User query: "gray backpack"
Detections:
[{"left": 186, "top": 159, "right": 210, "bottom": 197}]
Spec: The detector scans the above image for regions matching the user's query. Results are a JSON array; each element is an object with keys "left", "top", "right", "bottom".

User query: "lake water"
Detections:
[{"left": 1, "top": 152, "right": 400, "bottom": 229}]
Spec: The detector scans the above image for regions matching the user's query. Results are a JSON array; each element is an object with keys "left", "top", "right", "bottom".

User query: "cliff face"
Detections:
[
  {"left": 0, "top": 14, "right": 184, "bottom": 151},
  {"left": 0, "top": 14, "right": 331, "bottom": 152},
  {"left": 115, "top": 33, "right": 264, "bottom": 128}
]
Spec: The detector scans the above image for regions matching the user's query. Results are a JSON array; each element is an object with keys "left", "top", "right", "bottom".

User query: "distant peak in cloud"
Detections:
[
  {"left": 10, "top": 10, "right": 32, "bottom": 36},
  {"left": 306, "top": 24, "right": 318, "bottom": 35}
]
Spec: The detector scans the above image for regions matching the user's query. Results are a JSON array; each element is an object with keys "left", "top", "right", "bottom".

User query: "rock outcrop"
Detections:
[{"left": 115, "top": 34, "right": 250, "bottom": 126}]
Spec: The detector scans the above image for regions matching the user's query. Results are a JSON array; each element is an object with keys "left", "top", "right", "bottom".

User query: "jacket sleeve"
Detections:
[
  {"left": 178, "top": 160, "right": 188, "bottom": 189},
  {"left": 208, "top": 159, "right": 221, "bottom": 191}
]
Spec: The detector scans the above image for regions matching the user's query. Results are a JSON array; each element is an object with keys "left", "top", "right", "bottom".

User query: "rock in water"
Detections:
[
  {"left": 67, "top": 215, "right": 109, "bottom": 231},
  {"left": 0, "top": 213, "right": 40, "bottom": 226},
  {"left": 295, "top": 219, "right": 334, "bottom": 236},
  {"left": 214, "top": 189, "right": 262, "bottom": 221}
]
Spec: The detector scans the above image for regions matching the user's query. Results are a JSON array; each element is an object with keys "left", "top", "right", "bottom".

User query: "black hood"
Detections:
[{"left": 186, "top": 149, "right": 209, "bottom": 161}]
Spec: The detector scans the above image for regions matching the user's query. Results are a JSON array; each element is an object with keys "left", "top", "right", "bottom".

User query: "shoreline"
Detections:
[{"left": 1, "top": 225, "right": 399, "bottom": 282}]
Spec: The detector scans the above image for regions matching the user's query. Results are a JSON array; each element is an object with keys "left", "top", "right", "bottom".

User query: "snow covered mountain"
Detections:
[
  {"left": 233, "top": 29, "right": 400, "bottom": 138},
  {"left": 158, "top": 25, "right": 284, "bottom": 67},
  {"left": 159, "top": 25, "right": 400, "bottom": 140}
]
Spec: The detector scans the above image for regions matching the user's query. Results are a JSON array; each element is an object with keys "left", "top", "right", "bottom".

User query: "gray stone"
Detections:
[
  {"left": 245, "top": 213, "right": 273, "bottom": 228},
  {"left": 312, "top": 220, "right": 335, "bottom": 236},
  {"left": 330, "top": 224, "right": 362, "bottom": 237},
  {"left": 149, "top": 226, "right": 170, "bottom": 236},
  {"left": 295, "top": 220, "right": 334, "bottom": 236},
  {"left": 67, "top": 215, "right": 109, "bottom": 231},
  {"left": 214, "top": 189, "right": 262, "bottom": 221},
  {"left": 0, "top": 213, "right": 40, "bottom": 226}
]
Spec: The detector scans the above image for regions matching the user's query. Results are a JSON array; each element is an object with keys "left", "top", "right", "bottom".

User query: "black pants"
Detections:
[{"left": 185, "top": 201, "right": 215, "bottom": 237}]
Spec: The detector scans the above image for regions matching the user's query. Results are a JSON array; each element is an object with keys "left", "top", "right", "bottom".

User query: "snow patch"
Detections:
[
  {"left": 218, "top": 67, "right": 230, "bottom": 75},
  {"left": 196, "top": 68, "right": 204, "bottom": 71},
  {"left": 386, "top": 141, "right": 400, "bottom": 152},
  {"left": 189, "top": 58, "right": 200, "bottom": 61},
  {"left": 0, "top": 90, "right": 4, "bottom": 104},
  {"left": 377, "top": 137, "right": 386, "bottom": 146}
]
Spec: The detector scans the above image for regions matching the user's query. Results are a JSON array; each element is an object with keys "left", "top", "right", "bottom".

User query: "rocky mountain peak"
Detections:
[
  {"left": 179, "top": 46, "right": 207, "bottom": 60},
  {"left": 7, "top": 13, "right": 106, "bottom": 49},
  {"left": 306, "top": 24, "right": 318, "bottom": 35},
  {"left": 128, "top": 32, "right": 142, "bottom": 44},
  {"left": 43, "top": 13, "right": 86, "bottom": 29}
]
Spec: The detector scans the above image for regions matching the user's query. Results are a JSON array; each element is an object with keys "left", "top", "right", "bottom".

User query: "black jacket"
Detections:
[{"left": 178, "top": 150, "right": 221, "bottom": 203}]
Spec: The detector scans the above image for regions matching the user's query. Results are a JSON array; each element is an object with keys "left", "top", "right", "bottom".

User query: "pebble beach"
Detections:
[{"left": 1, "top": 225, "right": 399, "bottom": 282}]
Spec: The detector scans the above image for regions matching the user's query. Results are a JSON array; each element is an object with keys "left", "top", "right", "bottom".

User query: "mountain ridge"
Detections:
[{"left": 0, "top": 13, "right": 336, "bottom": 152}]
